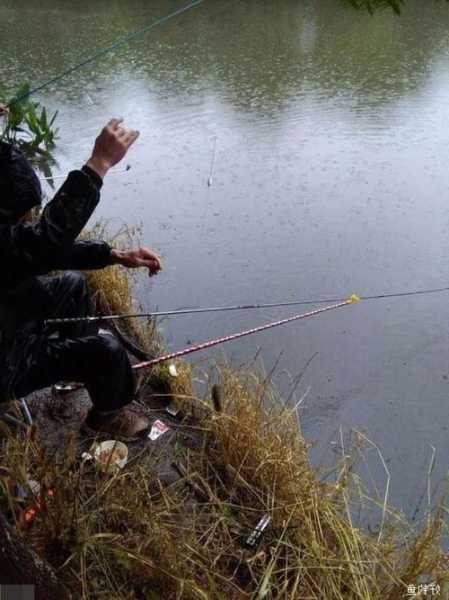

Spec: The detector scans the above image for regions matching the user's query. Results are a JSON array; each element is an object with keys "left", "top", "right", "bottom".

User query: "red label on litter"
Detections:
[{"left": 148, "top": 419, "right": 170, "bottom": 440}]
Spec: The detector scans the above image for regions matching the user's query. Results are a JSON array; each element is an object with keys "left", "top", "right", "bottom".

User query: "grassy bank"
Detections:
[{"left": 0, "top": 232, "right": 448, "bottom": 598}]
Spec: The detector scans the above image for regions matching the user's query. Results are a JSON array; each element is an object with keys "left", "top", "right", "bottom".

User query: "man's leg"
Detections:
[{"left": 8, "top": 330, "right": 148, "bottom": 436}]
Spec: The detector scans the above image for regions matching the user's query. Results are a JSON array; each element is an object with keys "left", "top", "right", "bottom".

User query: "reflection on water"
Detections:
[{"left": 2, "top": 0, "right": 449, "bottom": 516}]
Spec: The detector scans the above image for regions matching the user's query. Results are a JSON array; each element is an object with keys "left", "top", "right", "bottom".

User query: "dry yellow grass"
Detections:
[
  {"left": 0, "top": 368, "right": 448, "bottom": 598},
  {"left": 81, "top": 221, "right": 160, "bottom": 360}
]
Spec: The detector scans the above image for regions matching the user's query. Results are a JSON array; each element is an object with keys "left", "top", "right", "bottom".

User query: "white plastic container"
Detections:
[{"left": 93, "top": 440, "right": 128, "bottom": 472}]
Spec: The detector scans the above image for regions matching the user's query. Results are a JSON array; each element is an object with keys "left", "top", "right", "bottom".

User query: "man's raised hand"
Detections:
[{"left": 87, "top": 118, "right": 139, "bottom": 179}]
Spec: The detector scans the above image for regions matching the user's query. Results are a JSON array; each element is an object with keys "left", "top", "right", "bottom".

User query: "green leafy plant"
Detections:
[{"left": 0, "top": 83, "right": 58, "bottom": 154}]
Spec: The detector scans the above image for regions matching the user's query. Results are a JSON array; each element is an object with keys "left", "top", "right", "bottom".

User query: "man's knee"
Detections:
[
  {"left": 62, "top": 271, "right": 88, "bottom": 296},
  {"left": 95, "top": 334, "right": 129, "bottom": 367}
]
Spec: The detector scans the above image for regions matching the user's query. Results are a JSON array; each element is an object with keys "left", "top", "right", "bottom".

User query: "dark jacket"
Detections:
[
  {"left": 0, "top": 165, "right": 112, "bottom": 336},
  {"left": 0, "top": 141, "right": 43, "bottom": 223}
]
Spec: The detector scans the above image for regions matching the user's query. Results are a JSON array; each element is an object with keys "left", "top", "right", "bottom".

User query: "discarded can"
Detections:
[
  {"left": 244, "top": 514, "right": 271, "bottom": 549},
  {"left": 53, "top": 381, "right": 82, "bottom": 394},
  {"left": 148, "top": 419, "right": 170, "bottom": 441},
  {"left": 165, "top": 404, "right": 181, "bottom": 418}
]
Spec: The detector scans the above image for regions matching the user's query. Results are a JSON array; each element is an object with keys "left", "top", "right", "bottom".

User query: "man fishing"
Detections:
[{"left": 0, "top": 110, "right": 161, "bottom": 437}]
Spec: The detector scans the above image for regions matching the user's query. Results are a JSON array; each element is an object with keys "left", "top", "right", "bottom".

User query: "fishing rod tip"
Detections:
[{"left": 348, "top": 294, "right": 361, "bottom": 304}]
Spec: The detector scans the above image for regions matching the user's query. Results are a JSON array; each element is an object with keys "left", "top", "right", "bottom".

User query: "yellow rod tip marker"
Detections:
[{"left": 349, "top": 294, "right": 361, "bottom": 303}]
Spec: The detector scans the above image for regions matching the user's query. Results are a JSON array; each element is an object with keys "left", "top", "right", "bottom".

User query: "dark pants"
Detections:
[{"left": 3, "top": 272, "right": 134, "bottom": 413}]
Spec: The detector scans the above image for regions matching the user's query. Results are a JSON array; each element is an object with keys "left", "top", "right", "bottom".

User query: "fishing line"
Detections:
[
  {"left": 39, "top": 164, "right": 132, "bottom": 182},
  {"left": 207, "top": 136, "right": 218, "bottom": 187},
  {"left": 199, "top": 135, "right": 218, "bottom": 237},
  {"left": 43, "top": 284, "right": 449, "bottom": 326},
  {"left": 132, "top": 297, "right": 358, "bottom": 370},
  {"left": 6, "top": 0, "right": 205, "bottom": 107}
]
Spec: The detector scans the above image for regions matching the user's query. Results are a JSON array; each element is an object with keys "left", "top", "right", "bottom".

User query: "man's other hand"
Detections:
[
  {"left": 86, "top": 118, "right": 139, "bottom": 179},
  {"left": 111, "top": 247, "right": 162, "bottom": 277}
]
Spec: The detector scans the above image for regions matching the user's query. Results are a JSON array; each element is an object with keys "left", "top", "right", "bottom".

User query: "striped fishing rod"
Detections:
[{"left": 132, "top": 295, "right": 360, "bottom": 370}]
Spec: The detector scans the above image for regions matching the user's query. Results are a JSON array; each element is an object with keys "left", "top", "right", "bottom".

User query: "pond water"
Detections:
[{"left": 2, "top": 0, "right": 449, "bottom": 519}]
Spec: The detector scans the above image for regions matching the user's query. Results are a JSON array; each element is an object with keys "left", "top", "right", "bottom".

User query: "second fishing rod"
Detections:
[{"left": 44, "top": 283, "right": 449, "bottom": 326}]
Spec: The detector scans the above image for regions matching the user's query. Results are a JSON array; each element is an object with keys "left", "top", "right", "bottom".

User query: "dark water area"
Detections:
[{"left": 2, "top": 0, "right": 449, "bottom": 520}]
